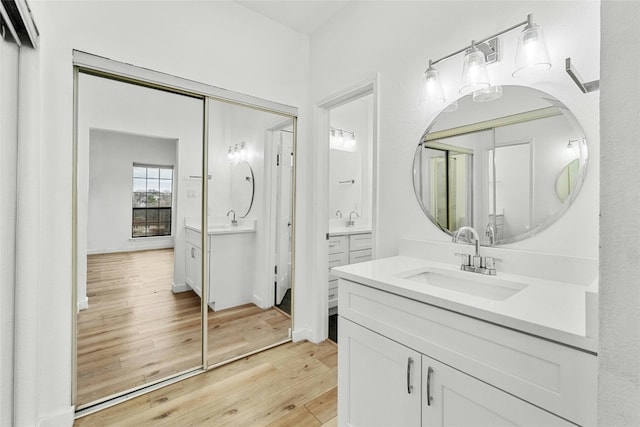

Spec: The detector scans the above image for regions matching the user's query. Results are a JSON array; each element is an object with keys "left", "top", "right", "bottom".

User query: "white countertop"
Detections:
[
  {"left": 329, "top": 226, "right": 372, "bottom": 236},
  {"left": 185, "top": 218, "right": 256, "bottom": 235},
  {"left": 332, "top": 255, "right": 597, "bottom": 353}
]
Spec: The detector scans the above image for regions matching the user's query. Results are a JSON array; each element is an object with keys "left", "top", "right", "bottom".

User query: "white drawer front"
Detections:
[
  {"left": 328, "top": 236, "right": 348, "bottom": 254},
  {"left": 328, "top": 279, "right": 338, "bottom": 291},
  {"left": 349, "top": 233, "right": 372, "bottom": 251},
  {"left": 338, "top": 279, "right": 597, "bottom": 427},
  {"left": 185, "top": 228, "right": 201, "bottom": 247},
  {"left": 349, "top": 249, "right": 372, "bottom": 264},
  {"left": 329, "top": 251, "right": 349, "bottom": 268}
]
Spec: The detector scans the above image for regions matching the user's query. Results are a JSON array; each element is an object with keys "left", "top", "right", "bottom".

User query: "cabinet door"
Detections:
[
  {"left": 339, "top": 318, "right": 421, "bottom": 427},
  {"left": 185, "top": 242, "right": 202, "bottom": 297},
  {"left": 422, "top": 355, "right": 573, "bottom": 427}
]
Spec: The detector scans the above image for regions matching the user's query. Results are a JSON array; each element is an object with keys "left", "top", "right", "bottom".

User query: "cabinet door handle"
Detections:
[
  {"left": 426, "top": 366, "right": 434, "bottom": 406},
  {"left": 191, "top": 247, "right": 195, "bottom": 258},
  {"left": 406, "top": 357, "right": 414, "bottom": 394}
]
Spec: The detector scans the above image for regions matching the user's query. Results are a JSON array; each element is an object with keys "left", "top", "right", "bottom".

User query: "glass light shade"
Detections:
[
  {"left": 513, "top": 23, "right": 551, "bottom": 77},
  {"left": 473, "top": 85, "right": 503, "bottom": 103},
  {"left": 421, "top": 66, "right": 445, "bottom": 104},
  {"left": 459, "top": 46, "right": 490, "bottom": 94}
]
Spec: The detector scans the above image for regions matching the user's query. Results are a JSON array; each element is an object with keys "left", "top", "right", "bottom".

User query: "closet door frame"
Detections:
[{"left": 72, "top": 50, "right": 298, "bottom": 414}]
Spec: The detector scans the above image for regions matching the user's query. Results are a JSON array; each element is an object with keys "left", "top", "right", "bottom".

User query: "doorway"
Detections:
[{"left": 316, "top": 79, "right": 378, "bottom": 343}]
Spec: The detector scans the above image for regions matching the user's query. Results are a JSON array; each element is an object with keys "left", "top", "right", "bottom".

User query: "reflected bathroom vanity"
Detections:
[
  {"left": 184, "top": 218, "right": 256, "bottom": 311},
  {"left": 328, "top": 227, "right": 372, "bottom": 313}
]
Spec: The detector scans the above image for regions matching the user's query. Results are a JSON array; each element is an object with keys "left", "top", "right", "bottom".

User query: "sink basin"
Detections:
[{"left": 400, "top": 269, "right": 527, "bottom": 301}]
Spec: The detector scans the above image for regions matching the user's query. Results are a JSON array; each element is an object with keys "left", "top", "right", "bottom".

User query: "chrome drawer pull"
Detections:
[
  {"left": 407, "top": 357, "right": 414, "bottom": 394},
  {"left": 426, "top": 366, "right": 434, "bottom": 406}
]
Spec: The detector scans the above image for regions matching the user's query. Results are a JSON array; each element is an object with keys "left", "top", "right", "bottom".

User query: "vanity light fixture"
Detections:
[
  {"left": 421, "top": 60, "right": 445, "bottom": 105},
  {"left": 513, "top": 14, "right": 551, "bottom": 77},
  {"left": 421, "top": 13, "right": 551, "bottom": 104},
  {"left": 459, "top": 41, "right": 491, "bottom": 95}
]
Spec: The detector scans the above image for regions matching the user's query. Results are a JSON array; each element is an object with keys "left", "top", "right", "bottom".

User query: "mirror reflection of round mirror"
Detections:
[
  {"left": 231, "top": 161, "right": 255, "bottom": 218},
  {"left": 413, "top": 85, "right": 588, "bottom": 245}
]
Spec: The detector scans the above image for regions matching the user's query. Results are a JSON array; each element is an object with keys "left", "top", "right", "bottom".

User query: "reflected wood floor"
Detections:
[
  {"left": 77, "top": 249, "right": 291, "bottom": 406},
  {"left": 74, "top": 340, "right": 337, "bottom": 426}
]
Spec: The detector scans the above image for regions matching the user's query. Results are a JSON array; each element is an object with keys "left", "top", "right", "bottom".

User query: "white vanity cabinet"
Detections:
[
  {"left": 327, "top": 231, "right": 372, "bottom": 311},
  {"left": 339, "top": 317, "right": 421, "bottom": 426},
  {"left": 338, "top": 278, "right": 597, "bottom": 427},
  {"left": 184, "top": 226, "right": 255, "bottom": 311}
]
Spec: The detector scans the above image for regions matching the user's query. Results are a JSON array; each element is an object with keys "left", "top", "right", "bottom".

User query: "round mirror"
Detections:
[
  {"left": 231, "top": 161, "right": 255, "bottom": 218},
  {"left": 413, "top": 85, "right": 588, "bottom": 245}
]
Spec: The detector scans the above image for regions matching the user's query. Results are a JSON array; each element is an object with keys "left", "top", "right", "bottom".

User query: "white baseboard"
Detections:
[
  {"left": 172, "top": 282, "right": 190, "bottom": 293},
  {"left": 38, "top": 406, "right": 75, "bottom": 427},
  {"left": 77, "top": 296, "right": 88, "bottom": 312},
  {"left": 292, "top": 327, "right": 313, "bottom": 343},
  {"left": 252, "top": 294, "right": 265, "bottom": 309},
  {"left": 87, "top": 239, "right": 174, "bottom": 255}
]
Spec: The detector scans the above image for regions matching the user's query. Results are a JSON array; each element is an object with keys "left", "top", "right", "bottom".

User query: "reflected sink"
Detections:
[{"left": 400, "top": 269, "right": 527, "bottom": 301}]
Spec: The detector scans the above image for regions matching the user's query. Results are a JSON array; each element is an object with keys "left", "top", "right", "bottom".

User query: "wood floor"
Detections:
[
  {"left": 74, "top": 340, "right": 338, "bottom": 426},
  {"left": 78, "top": 249, "right": 291, "bottom": 406}
]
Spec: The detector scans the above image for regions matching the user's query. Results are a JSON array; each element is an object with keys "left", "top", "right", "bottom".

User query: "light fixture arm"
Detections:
[
  {"left": 428, "top": 14, "right": 530, "bottom": 67},
  {"left": 565, "top": 57, "right": 600, "bottom": 93}
]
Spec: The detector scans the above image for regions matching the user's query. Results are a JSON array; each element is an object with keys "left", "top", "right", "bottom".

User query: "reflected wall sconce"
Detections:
[
  {"left": 421, "top": 13, "right": 551, "bottom": 105},
  {"left": 228, "top": 141, "right": 246, "bottom": 162},
  {"left": 330, "top": 127, "right": 357, "bottom": 152}
]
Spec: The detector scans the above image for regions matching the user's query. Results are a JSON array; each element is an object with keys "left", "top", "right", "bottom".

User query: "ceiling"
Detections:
[{"left": 235, "top": 1, "right": 353, "bottom": 35}]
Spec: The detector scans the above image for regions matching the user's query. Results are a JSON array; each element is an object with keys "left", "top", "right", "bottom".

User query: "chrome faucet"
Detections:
[
  {"left": 335, "top": 210, "right": 343, "bottom": 218},
  {"left": 486, "top": 222, "right": 496, "bottom": 245},
  {"left": 347, "top": 211, "right": 359, "bottom": 227},
  {"left": 226, "top": 209, "right": 238, "bottom": 226},
  {"left": 452, "top": 226, "right": 499, "bottom": 275}
]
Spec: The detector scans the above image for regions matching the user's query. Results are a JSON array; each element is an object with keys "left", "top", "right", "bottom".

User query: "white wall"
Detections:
[
  {"left": 87, "top": 130, "right": 177, "bottom": 254},
  {"left": 310, "top": 1, "right": 600, "bottom": 260},
  {"left": 599, "top": 1, "right": 640, "bottom": 425},
  {"left": 0, "top": 37, "right": 20, "bottom": 427},
  {"left": 19, "top": 1, "right": 309, "bottom": 425}
]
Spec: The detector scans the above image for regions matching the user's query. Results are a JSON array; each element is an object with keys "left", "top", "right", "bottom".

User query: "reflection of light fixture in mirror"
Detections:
[
  {"left": 473, "top": 85, "right": 503, "bottom": 102},
  {"left": 460, "top": 41, "right": 491, "bottom": 94},
  {"left": 564, "top": 139, "right": 579, "bottom": 163},
  {"left": 421, "top": 13, "right": 551, "bottom": 101},
  {"left": 228, "top": 141, "right": 246, "bottom": 163},
  {"left": 420, "top": 60, "right": 445, "bottom": 105},
  {"left": 443, "top": 100, "right": 459, "bottom": 113},
  {"left": 513, "top": 14, "right": 551, "bottom": 77},
  {"left": 330, "top": 127, "right": 357, "bottom": 152}
]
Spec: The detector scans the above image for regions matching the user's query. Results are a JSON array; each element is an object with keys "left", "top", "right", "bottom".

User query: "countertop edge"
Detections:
[
  {"left": 185, "top": 225, "right": 256, "bottom": 235},
  {"left": 332, "top": 259, "right": 598, "bottom": 354}
]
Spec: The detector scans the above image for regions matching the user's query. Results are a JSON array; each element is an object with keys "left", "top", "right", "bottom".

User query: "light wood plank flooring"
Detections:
[
  {"left": 74, "top": 340, "right": 338, "bottom": 426},
  {"left": 78, "top": 249, "right": 291, "bottom": 406}
]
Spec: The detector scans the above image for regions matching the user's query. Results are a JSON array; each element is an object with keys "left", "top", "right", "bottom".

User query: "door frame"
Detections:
[
  {"left": 311, "top": 75, "right": 379, "bottom": 340},
  {"left": 72, "top": 50, "right": 298, "bottom": 414}
]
